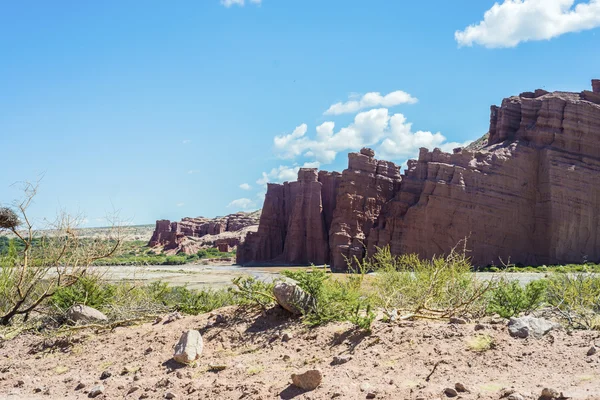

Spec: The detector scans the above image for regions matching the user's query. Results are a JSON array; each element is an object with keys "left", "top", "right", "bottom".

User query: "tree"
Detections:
[{"left": 0, "top": 181, "right": 122, "bottom": 325}]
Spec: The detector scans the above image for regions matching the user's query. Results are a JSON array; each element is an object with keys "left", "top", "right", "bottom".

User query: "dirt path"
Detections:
[{"left": 1, "top": 307, "right": 599, "bottom": 399}]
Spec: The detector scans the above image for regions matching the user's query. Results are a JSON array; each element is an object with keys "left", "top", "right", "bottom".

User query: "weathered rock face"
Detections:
[
  {"left": 329, "top": 148, "right": 402, "bottom": 269},
  {"left": 237, "top": 169, "right": 342, "bottom": 265},
  {"left": 148, "top": 211, "right": 259, "bottom": 254},
  {"left": 239, "top": 81, "right": 600, "bottom": 270},
  {"left": 237, "top": 150, "right": 400, "bottom": 267}
]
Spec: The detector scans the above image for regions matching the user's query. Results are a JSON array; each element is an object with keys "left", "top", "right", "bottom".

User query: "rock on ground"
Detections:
[
  {"left": 291, "top": 369, "right": 322, "bottom": 391},
  {"left": 508, "top": 316, "right": 559, "bottom": 339},
  {"left": 66, "top": 305, "right": 108, "bottom": 323},
  {"left": 173, "top": 330, "right": 203, "bottom": 364},
  {"left": 88, "top": 385, "right": 104, "bottom": 398},
  {"left": 272, "top": 281, "right": 315, "bottom": 315}
]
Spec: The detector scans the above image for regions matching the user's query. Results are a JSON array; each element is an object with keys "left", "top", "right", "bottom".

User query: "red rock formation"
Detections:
[
  {"left": 237, "top": 150, "right": 399, "bottom": 266},
  {"left": 149, "top": 211, "right": 259, "bottom": 254},
  {"left": 328, "top": 149, "right": 402, "bottom": 269},
  {"left": 237, "top": 169, "right": 337, "bottom": 265},
  {"left": 239, "top": 80, "right": 600, "bottom": 270}
]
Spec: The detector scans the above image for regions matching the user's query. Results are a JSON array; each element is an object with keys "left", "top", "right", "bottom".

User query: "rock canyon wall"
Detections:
[
  {"left": 149, "top": 211, "right": 260, "bottom": 254},
  {"left": 237, "top": 81, "right": 600, "bottom": 270}
]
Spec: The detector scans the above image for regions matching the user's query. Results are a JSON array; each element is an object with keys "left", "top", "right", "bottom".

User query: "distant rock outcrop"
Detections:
[
  {"left": 238, "top": 80, "right": 600, "bottom": 271},
  {"left": 148, "top": 211, "right": 260, "bottom": 254}
]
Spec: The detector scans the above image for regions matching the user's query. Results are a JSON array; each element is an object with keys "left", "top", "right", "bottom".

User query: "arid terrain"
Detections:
[{"left": 1, "top": 306, "right": 599, "bottom": 400}]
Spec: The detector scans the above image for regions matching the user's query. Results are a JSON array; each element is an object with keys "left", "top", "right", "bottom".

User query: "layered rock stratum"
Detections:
[
  {"left": 238, "top": 80, "right": 600, "bottom": 270},
  {"left": 149, "top": 211, "right": 260, "bottom": 254}
]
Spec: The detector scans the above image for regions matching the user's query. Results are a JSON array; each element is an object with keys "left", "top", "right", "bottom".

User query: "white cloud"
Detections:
[
  {"left": 227, "top": 198, "right": 256, "bottom": 210},
  {"left": 455, "top": 0, "right": 600, "bottom": 48},
  {"left": 176, "top": 202, "right": 185, "bottom": 207},
  {"left": 239, "top": 183, "right": 252, "bottom": 190},
  {"left": 270, "top": 109, "right": 471, "bottom": 170},
  {"left": 324, "top": 90, "right": 417, "bottom": 115},
  {"left": 182, "top": 139, "right": 191, "bottom": 144},
  {"left": 187, "top": 170, "right": 199, "bottom": 174},
  {"left": 256, "top": 162, "right": 321, "bottom": 187},
  {"left": 377, "top": 114, "right": 471, "bottom": 160},
  {"left": 221, "top": 0, "right": 261, "bottom": 7}
]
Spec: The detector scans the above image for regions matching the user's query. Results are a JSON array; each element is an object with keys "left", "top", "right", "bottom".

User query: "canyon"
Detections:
[
  {"left": 238, "top": 80, "right": 600, "bottom": 271},
  {"left": 148, "top": 211, "right": 260, "bottom": 255}
]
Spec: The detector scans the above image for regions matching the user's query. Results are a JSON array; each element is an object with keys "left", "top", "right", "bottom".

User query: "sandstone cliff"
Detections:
[
  {"left": 149, "top": 211, "right": 260, "bottom": 254},
  {"left": 238, "top": 80, "right": 600, "bottom": 270}
]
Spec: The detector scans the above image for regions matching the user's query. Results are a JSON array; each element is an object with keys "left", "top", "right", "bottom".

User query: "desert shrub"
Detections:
[
  {"left": 160, "top": 286, "right": 237, "bottom": 315},
  {"left": 232, "top": 276, "right": 276, "bottom": 309},
  {"left": 545, "top": 272, "right": 600, "bottom": 329},
  {"left": 366, "top": 246, "right": 492, "bottom": 320},
  {"left": 467, "top": 334, "right": 495, "bottom": 352},
  {"left": 487, "top": 279, "right": 547, "bottom": 318},
  {"left": 281, "top": 267, "right": 375, "bottom": 330},
  {"left": 51, "top": 276, "right": 117, "bottom": 311},
  {"left": 163, "top": 255, "right": 187, "bottom": 265}
]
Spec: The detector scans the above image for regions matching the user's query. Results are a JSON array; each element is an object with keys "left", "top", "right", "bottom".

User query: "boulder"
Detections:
[
  {"left": 291, "top": 369, "right": 322, "bottom": 391},
  {"left": 67, "top": 305, "right": 108, "bottom": 323},
  {"left": 508, "top": 316, "right": 559, "bottom": 339},
  {"left": 273, "top": 281, "right": 315, "bottom": 315},
  {"left": 173, "top": 330, "right": 203, "bottom": 364}
]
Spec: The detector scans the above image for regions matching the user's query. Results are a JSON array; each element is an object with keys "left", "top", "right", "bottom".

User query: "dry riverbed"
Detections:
[{"left": 91, "top": 263, "right": 549, "bottom": 290}]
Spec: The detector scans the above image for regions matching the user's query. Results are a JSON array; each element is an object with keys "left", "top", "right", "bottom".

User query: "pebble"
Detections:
[
  {"left": 474, "top": 324, "right": 486, "bottom": 331},
  {"left": 165, "top": 391, "right": 177, "bottom": 399},
  {"left": 89, "top": 385, "right": 105, "bottom": 398},
  {"left": 127, "top": 386, "right": 140, "bottom": 394},
  {"left": 455, "top": 382, "right": 468, "bottom": 392},
  {"left": 541, "top": 388, "right": 560, "bottom": 399},
  {"left": 366, "top": 392, "right": 377, "bottom": 399},
  {"left": 331, "top": 355, "right": 352, "bottom": 365},
  {"left": 100, "top": 371, "right": 112, "bottom": 380},
  {"left": 282, "top": 332, "right": 293, "bottom": 342},
  {"left": 449, "top": 317, "right": 467, "bottom": 324},
  {"left": 444, "top": 387, "right": 458, "bottom": 397},
  {"left": 587, "top": 346, "right": 597, "bottom": 356},
  {"left": 507, "top": 394, "right": 525, "bottom": 400}
]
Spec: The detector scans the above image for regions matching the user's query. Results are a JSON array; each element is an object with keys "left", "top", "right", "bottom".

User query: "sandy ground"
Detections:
[
  {"left": 1, "top": 306, "right": 599, "bottom": 400},
  {"left": 91, "top": 264, "right": 314, "bottom": 290}
]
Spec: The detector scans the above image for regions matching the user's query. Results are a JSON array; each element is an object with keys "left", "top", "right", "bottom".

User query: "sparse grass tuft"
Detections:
[{"left": 467, "top": 334, "right": 495, "bottom": 352}]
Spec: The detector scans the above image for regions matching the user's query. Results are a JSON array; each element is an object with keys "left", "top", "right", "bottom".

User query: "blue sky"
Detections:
[{"left": 1, "top": 0, "right": 599, "bottom": 227}]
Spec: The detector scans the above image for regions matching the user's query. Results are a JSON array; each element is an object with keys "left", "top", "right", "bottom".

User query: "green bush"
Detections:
[
  {"left": 281, "top": 268, "right": 375, "bottom": 330},
  {"left": 163, "top": 255, "right": 187, "bottom": 265},
  {"left": 51, "top": 276, "right": 116, "bottom": 311},
  {"left": 488, "top": 279, "right": 547, "bottom": 318},
  {"left": 232, "top": 276, "right": 276, "bottom": 309},
  {"left": 545, "top": 272, "right": 600, "bottom": 329},
  {"left": 366, "top": 246, "right": 491, "bottom": 319},
  {"left": 161, "top": 286, "right": 237, "bottom": 315}
]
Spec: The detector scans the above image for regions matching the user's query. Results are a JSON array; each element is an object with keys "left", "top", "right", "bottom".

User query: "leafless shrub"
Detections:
[{"left": 0, "top": 181, "right": 123, "bottom": 325}]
